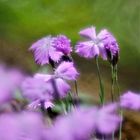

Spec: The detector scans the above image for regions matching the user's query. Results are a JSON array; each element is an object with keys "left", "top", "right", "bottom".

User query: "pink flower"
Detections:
[
  {"left": 75, "top": 26, "right": 119, "bottom": 63},
  {"left": 52, "top": 35, "right": 72, "bottom": 55},
  {"left": 21, "top": 77, "right": 55, "bottom": 109},
  {"left": 45, "top": 108, "right": 95, "bottom": 140},
  {"left": 35, "top": 62, "right": 79, "bottom": 99},
  {"left": 45, "top": 104, "right": 121, "bottom": 140},
  {"left": 120, "top": 91, "right": 140, "bottom": 110},
  {"left": 55, "top": 62, "right": 79, "bottom": 80},
  {"left": 0, "top": 112, "right": 46, "bottom": 140},
  {"left": 75, "top": 26, "right": 106, "bottom": 59},
  {"left": 0, "top": 65, "right": 24, "bottom": 105},
  {"left": 93, "top": 103, "right": 121, "bottom": 134},
  {"left": 29, "top": 36, "right": 63, "bottom": 65}
]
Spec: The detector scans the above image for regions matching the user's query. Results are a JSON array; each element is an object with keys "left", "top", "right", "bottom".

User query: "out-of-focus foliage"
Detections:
[
  {"left": 0, "top": 0, "right": 140, "bottom": 90},
  {"left": 0, "top": 0, "right": 139, "bottom": 49}
]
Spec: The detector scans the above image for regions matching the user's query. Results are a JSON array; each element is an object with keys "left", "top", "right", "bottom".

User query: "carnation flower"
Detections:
[
  {"left": 34, "top": 74, "right": 71, "bottom": 99},
  {"left": 102, "top": 32, "right": 119, "bottom": 65},
  {"left": 0, "top": 112, "right": 46, "bottom": 140},
  {"left": 21, "top": 77, "right": 54, "bottom": 109},
  {"left": 52, "top": 35, "right": 72, "bottom": 55},
  {"left": 54, "top": 62, "right": 79, "bottom": 80},
  {"left": 0, "top": 65, "right": 24, "bottom": 105},
  {"left": 45, "top": 104, "right": 120, "bottom": 140},
  {"left": 35, "top": 62, "right": 79, "bottom": 99},
  {"left": 120, "top": 91, "right": 140, "bottom": 110},
  {"left": 22, "top": 62, "right": 78, "bottom": 108},
  {"left": 75, "top": 26, "right": 119, "bottom": 63},
  {"left": 45, "top": 108, "right": 95, "bottom": 140},
  {"left": 93, "top": 103, "right": 121, "bottom": 135},
  {"left": 29, "top": 36, "right": 63, "bottom": 65}
]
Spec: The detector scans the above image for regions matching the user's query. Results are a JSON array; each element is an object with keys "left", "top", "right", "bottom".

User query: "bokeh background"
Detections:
[{"left": 0, "top": 0, "right": 140, "bottom": 100}]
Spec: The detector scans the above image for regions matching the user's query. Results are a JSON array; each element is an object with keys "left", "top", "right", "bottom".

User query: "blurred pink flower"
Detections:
[
  {"left": 54, "top": 62, "right": 79, "bottom": 80},
  {"left": 120, "top": 91, "right": 140, "bottom": 110},
  {"left": 35, "top": 62, "right": 79, "bottom": 98},
  {"left": 46, "top": 104, "right": 121, "bottom": 140},
  {"left": 45, "top": 108, "right": 95, "bottom": 140},
  {"left": 0, "top": 65, "right": 24, "bottom": 105},
  {"left": 0, "top": 112, "right": 46, "bottom": 140},
  {"left": 21, "top": 77, "right": 54, "bottom": 109},
  {"left": 93, "top": 103, "right": 121, "bottom": 134}
]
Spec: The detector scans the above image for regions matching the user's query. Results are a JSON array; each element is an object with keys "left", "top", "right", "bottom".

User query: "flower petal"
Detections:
[
  {"left": 55, "top": 62, "right": 79, "bottom": 80},
  {"left": 120, "top": 91, "right": 140, "bottom": 110},
  {"left": 55, "top": 78, "right": 71, "bottom": 98},
  {"left": 76, "top": 41, "right": 99, "bottom": 58},
  {"left": 79, "top": 26, "right": 96, "bottom": 40},
  {"left": 49, "top": 46, "right": 63, "bottom": 62},
  {"left": 52, "top": 35, "right": 72, "bottom": 55},
  {"left": 97, "top": 29, "right": 110, "bottom": 40},
  {"left": 29, "top": 36, "right": 52, "bottom": 65},
  {"left": 99, "top": 43, "right": 107, "bottom": 60},
  {"left": 44, "top": 101, "right": 54, "bottom": 109},
  {"left": 34, "top": 73, "right": 53, "bottom": 82}
]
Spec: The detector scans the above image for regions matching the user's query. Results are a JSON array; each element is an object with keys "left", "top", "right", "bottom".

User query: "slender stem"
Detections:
[
  {"left": 114, "top": 65, "right": 120, "bottom": 97},
  {"left": 74, "top": 80, "right": 78, "bottom": 96},
  {"left": 114, "top": 65, "right": 123, "bottom": 140},
  {"left": 102, "top": 136, "right": 105, "bottom": 140},
  {"left": 40, "top": 100, "right": 46, "bottom": 116},
  {"left": 111, "top": 65, "right": 115, "bottom": 102},
  {"left": 110, "top": 65, "right": 116, "bottom": 140},
  {"left": 72, "top": 81, "right": 80, "bottom": 106},
  {"left": 95, "top": 57, "right": 105, "bottom": 105},
  {"left": 112, "top": 132, "right": 115, "bottom": 140},
  {"left": 119, "top": 110, "right": 123, "bottom": 140},
  {"left": 61, "top": 101, "right": 67, "bottom": 114}
]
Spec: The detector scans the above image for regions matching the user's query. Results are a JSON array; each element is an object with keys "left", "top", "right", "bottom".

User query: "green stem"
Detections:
[
  {"left": 119, "top": 110, "right": 123, "bottom": 140},
  {"left": 74, "top": 80, "right": 78, "bottom": 96},
  {"left": 95, "top": 57, "right": 105, "bottom": 105},
  {"left": 110, "top": 65, "right": 116, "bottom": 140},
  {"left": 112, "top": 132, "right": 115, "bottom": 140},
  {"left": 111, "top": 65, "right": 115, "bottom": 102},
  {"left": 114, "top": 65, "right": 123, "bottom": 140},
  {"left": 61, "top": 101, "right": 67, "bottom": 114},
  {"left": 114, "top": 65, "right": 120, "bottom": 97}
]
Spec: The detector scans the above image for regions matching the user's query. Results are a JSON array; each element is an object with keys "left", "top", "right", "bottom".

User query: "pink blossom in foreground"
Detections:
[
  {"left": 45, "top": 108, "right": 95, "bottom": 140},
  {"left": 54, "top": 62, "right": 79, "bottom": 80},
  {"left": 0, "top": 112, "right": 46, "bottom": 140},
  {"left": 45, "top": 104, "right": 121, "bottom": 140},
  {"left": 0, "top": 65, "right": 24, "bottom": 105},
  {"left": 34, "top": 74, "right": 71, "bottom": 99},
  {"left": 35, "top": 62, "right": 79, "bottom": 98},
  {"left": 120, "top": 91, "right": 140, "bottom": 110},
  {"left": 93, "top": 103, "right": 121, "bottom": 134},
  {"left": 21, "top": 77, "right": 54, "bottom": 109}
]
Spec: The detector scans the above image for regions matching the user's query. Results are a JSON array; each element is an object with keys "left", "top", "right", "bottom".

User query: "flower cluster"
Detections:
[
  {"left": 22, "top": 62, "right": 78, "bottom": 109},
  {"left": 0, "top": 26, "right": 139, "bottom": 140},
  {"left": 0, "top": 112, "right": 46, "bottom": 140},
  {"left": 30, "top": 35, "right": 72, "bottom": 66},
  {"left": 45, "top": 104, "right": 121, "bottom": 140}
]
